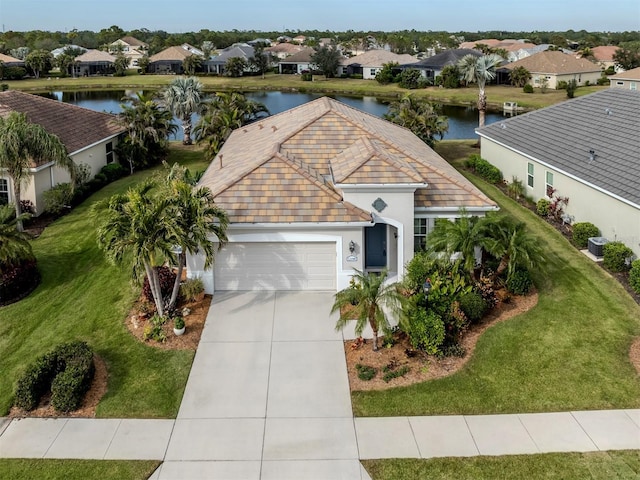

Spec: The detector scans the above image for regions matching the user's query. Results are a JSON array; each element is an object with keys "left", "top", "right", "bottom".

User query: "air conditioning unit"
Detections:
[{"left": 588, "top": 237, "right": 609, "bottom": 257}]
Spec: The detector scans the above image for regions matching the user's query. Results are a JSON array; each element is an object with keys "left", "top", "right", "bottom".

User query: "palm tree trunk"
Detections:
[
  {"left": 168, "top": 251, "right": 185, "bottom": 311},
  {"left": 478, "top": 89, "right": 487, "bottom": 128},
  {"left": 144, "top": 263, "right": 164, "bottom": 317},
  {"left": 182, "top": 118, "right": 192, "bottom": 145},
  {"left": 13, "top": 182, "right": 23, "bottom": 232},
  {"left": 369, "top": 309, "right": 379, "bottom": 351}
]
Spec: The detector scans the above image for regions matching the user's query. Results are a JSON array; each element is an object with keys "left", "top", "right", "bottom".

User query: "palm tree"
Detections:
[
  {"left": 93, "top": 180, "right": 175, "bottom": 317},
  {"left": 509, "top": 66, "right": 532, "bottom": 88},
  {"left": 163, "top": 165, "right": 229, "bottom": 310},
  {"left": 162, "top": 76, "right": 203, "bottom": 145},
  {"left": 457, "top": 53, "right": 503, "bottom": 129},
  {"left": 0, "top": 204, "right": 33, "bottom": 270},
  {"left": 332, "top": 269, "right": 403, "bottom": 351},
  {"left": 384, "top": 94, "right": 448, "bottom": 147},
  {"left": 0, "top": 112, "right": 74, "bottom": 230}
]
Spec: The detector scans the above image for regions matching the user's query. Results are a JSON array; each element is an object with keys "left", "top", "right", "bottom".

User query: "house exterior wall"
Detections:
[
  {"left": 481, "top": 139, "right": 640, "bottom": 258},
  {"left": 610, "top": 79, "right": 639, "bottom": 90},
  {"left": 530, "top": 71, "right": 601, "bottom": 89}
]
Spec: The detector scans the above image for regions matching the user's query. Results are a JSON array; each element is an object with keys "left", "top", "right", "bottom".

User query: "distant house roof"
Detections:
[
  {"left": 459, "top": 39, "right": 506, "bottom": 49},
  {"left": 75, "top": 49, "right": 116, "bottom": 63},
  {"left": 266, "top": 43, "right": 304, "bottom": 55},
  {"left": 116, "top": 36, "right": 148, "bottom": 48},
  {"left": 149, "top": 45, "right": 194, "bottom": 63},
  {"left": 591, "top": 45, "right": 619, "bottom": 63},
  {"left": 405, "top": 49, "right": 481, "bottom": 68},
  {"left": 0, "top": 53, "right": 24, "bottom": 65},
  {"left": 209, "top": 44, "right": 255, "bottom": 65},
  {"left": 51, "top": 45, "right": 87, "bottom": 57},
  {"left": 340, "top": 49, "right": 416, "bottom": 67},
  {"left": 610, "top": 66, "right": 640, "bottom": 81},
  {"left": 198, "top": 97, "right": 495, "bottom": 224},
  {"left": 477, "top": 89, "right": 640, "bottom": 207},
  {"left": 501, "top": 50, "right": 601, "bottom": 74},
  {"left": 278, "top": 47, "right": 315, "bottom": 63},
  {"left": 0, "top": 90, "right": 124, "bottom": 164}
]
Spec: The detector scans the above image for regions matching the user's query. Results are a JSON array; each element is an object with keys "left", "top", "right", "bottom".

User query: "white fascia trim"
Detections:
[
  {"left": 28, "top": 133, "right": 122, "bottom": 173},
  {"left": 336, "top": 183, "right": 426, "bottom": 191},
  {"left": 228, "top": 221, "right": 373, "bottom": 229},
  {"left": 414, "top": 205, "right": 499, "bottom": 213},
  {"left": 476, "top": 132, "right": 640, "bottom": 210}
]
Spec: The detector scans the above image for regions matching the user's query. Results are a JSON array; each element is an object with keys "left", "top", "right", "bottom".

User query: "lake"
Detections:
[{"left": 42, "top": 90, "right": 504, "bottom": 140}]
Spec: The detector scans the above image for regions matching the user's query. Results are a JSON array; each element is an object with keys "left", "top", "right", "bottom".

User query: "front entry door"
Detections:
[{"left": 365, "top": 223, "right": 387, "bottom": 269}]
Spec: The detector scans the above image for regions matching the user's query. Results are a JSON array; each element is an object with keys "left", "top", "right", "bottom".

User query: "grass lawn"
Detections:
[
  {"left": 0, "top": 459, "right": 159, "bottom": 480},
  {"left": 363, "top": 450, "right": 640, "bottom": 480},
  {"left": 0, "top": 144, "right": 209, "bottom": 418},
  {"left": 351, "top": 140, "right": 640, "bottom": 417},
  {"left": 3, "top": 72, "right": 607, "bottom": 110}
]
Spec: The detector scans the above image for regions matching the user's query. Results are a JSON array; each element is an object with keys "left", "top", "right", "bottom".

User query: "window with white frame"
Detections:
[
  {"left": 106, "top": 142, "right": 114, "bottom": 164},
  {"left": 0, "top": 179, "right": 9, "bottom": 205},
  {"left": 414, "top": 218, "right": 432, "bottom": 252},
  {"left": 527, "top": 162, "right": 534, "bottom": 188},
  {"left": 631, "top": 82, "right": 637, "bottom": 91},
  {"left": 370, "top": 69, "right": 376, "bottom": 76},
  {"left": 545, "top": 171, "right": 554, "bottom": 197}
]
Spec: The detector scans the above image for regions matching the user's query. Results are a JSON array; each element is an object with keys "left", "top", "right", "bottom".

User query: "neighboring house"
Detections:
[
  {"left": 338, "top": 50, "right": 417, "bottom": 79},
  {"left": 500, "top": 51, "right": 602, "bottom": 89},
  {"left": 109, "top": 36, "right": 148, "bottom": 67},
  {"left": 0, "top": 53, "right": 25, "bottom": 67},
  {"left": 402, "top": 49, "right": 481, "bottom": 82},
  {"left": 609, "top": 67, "right": 640, "bottom": 90},
  {"left": 189, "top": 97, "right": 497, "bottom": 293},
  {"left": 73, "top": 49, "right": 116, "bottom": 76},
  {"left": 591, "top": 46, "right": 620, "bottom": 72},
  {"left": 292, "top": 35, "right": 307, "bottom": 44},
  {"left": 265, "top": 42, "right": 304, "bottom": 60},
  {"left": 278, "top": 47, "right": 316, "bottom": 74},
  {"left": 476, "top": 89, "right": 640, "bottom": 259},
  {"left": 51, "top": 45, "right": 86, "bottom": 58},
  {"left": 206, "top": 44, "right": 255, "bottom": 75},
  {"left": 148, "top": 45, "right": 194, "bottom": 74},
  {"left": 0, "top": 90, "right": 124, "bottom": 213}
]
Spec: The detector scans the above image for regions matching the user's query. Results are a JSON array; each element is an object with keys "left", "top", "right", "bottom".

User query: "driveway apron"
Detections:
[{"left": 162, "top": 291, "right": 365, "bottom": 480}]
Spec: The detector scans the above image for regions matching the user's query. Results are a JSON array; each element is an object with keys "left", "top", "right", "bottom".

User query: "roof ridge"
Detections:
[{"left": 366, "top": 139, "right": 425, "bottom": 183}]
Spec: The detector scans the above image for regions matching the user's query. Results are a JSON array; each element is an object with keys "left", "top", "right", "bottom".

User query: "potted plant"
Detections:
[{"left": 173, "top": 316, "right": 185, "bottom": 336}]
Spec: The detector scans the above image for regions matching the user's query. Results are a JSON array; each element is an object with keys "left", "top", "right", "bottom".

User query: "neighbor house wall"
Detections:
[
  {"left": 530, "top": 71, "right": 601, "bottom": 89},
  {"left": 481, "top": 139, "right": 640, "bottom": 258}
]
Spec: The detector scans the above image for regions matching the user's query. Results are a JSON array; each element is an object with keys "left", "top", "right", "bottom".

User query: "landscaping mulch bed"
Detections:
[{"left": 344, "top": 290, "right": 539, "bottom": 392}]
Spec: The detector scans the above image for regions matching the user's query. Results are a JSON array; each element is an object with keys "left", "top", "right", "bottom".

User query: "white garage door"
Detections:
[{"left": 214, "top": 242, "right": 336, "bottom": 291}]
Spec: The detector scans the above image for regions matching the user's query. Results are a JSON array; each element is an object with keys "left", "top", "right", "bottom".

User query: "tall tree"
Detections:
[
  {"left": 613, "top": 41, "right": 640, "bottom": 70},
  {"left": 457, "top": 53, "right": 503, "bottom": 129},
  {"left": 311, "top": 45, "right": 341, "bottom": 77},
  {"left": 0, "top": 112, "right": 73, "bottom": 230},
  {"left": 224, "top": 56, "right": 247, "bottom": 77},
  {"left": 162, "top": 76, "right": 203, "bottom": 145},
  {"left": 509, "top": 66, "right": 532, "bottom": 88},
  {"left": 24, "top": 49, "right": 53, "bottom": 79},
  {"left": 182, "top": 54, "right": 203, "bottom": 75},
  {"left": 113, "top": 53, "right": 130, "bottom": 76},
  {"left": 332, "top": 269, "right": 403, "bottom": 351},
  {"left": 249, "top": 43, "right": 271, "bottom": 78},
  {"left": 384, "top": 94, "right": 448, "bottom": 148}
]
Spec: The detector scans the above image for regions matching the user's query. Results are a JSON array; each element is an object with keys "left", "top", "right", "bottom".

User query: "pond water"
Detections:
[{"left": 42, "top": 90, "right": 505, "bottom": 140}]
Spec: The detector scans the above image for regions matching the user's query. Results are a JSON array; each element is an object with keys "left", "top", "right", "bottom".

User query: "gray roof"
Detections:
[
  {"left": 403, "top": 49, "right": 481, "bottom": 68},
  {"left": 476, "top": 89, "right": 640, "bottom": 207},
  {"left": 209, "top": 45, "right": 255, "bottom": 65}
]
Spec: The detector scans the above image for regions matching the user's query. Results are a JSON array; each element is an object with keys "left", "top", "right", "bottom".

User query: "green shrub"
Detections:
[
  {"left": 506, "top": 268, "right": 533, "bottom": 295},
  {"left": 0, "top": 258, "right": 40, "bottom": 306},
  {"left": 566, "top": 79, "right": 578, "bottom": 98},
  {"left": 301, "top": 73, "right": 312, "bottom": 81},
  {"left": 143, "top": 314, "right": 167, "bottom": 342},
  {"left": 405, "top": 308, "right": 445, "bottom": 355},
  {"left": 173, "top": 316, "right": 185, "bottom": 330},
  {"left": 43, "top": 183, "right": 74, "bottom": 214},
  {"left": 629, "top": 260, "right": 640, "bottom": 294},
  {"left": 507, "top": 177, "right": 525, "bottom": 200},
  {"left": 3, "top": 66, "right": 26, "bottom": 80},
  {"left": 99, "top": 163, "right": 126, "bottom": 183},
  {"left": 180, "top": 277, "right": 204, "bottom": 302},
  {"left": 556, "top": 80, "right": 568, "bottom": 90},
  {"left": 466, "top": 154, "right": 503, "bottom": 184},
  {"left": 355, "top": 364, "right": 377, "bottom": 381},
  {"left": 399, "top": 68, "right": 422, "bottom": 89},
  {"left": 383, "top": 365, "right": 410, "bottom": 382},
  {"left": 523, "top": 84, "right": 534, "bottom": 93},
  {"left": 14, "top": 341, "right": 94, "bottom": 412},
  {"left": 572, "top": 222, "right": 599, "bottom": 248},
  {"left": 536, "top": 198, "right": 551, "bottom": 216},
  {"left": 605, "top": 66, "right": 615, "bottom": 75},
  {"left": 602, "top": 241, "right": 634, "bottom": 272},
  {"left": 459, "top": 291, "right": 488, "bottom": 323}
]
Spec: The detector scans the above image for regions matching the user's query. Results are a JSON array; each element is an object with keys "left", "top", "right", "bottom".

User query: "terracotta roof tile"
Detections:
[
  {"left": 502, "top": 50, "right": 601, "bottom": 74},
  {"left": 76, "top": 49, "right": 116, "bottom": 63},
  {"left": 149, "top": 46, "right": 194, "bottom": 62},
  {"left": 0, "top": 90, "right": 124, "bottom": 163}
]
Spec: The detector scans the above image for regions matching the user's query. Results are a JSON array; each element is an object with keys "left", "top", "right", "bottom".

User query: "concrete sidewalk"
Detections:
[{"left": 0, "top": 292, "right": 638, "bottom": 479}]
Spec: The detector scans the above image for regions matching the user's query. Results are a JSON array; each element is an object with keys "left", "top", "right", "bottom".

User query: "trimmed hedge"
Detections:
[
  {"left": 602, "top": 241, "right": 634, "bottom": 272},
  {"left": 465, "top": 154, "right": 503, "bottom": 184},
  {"left": 459, "top": 291, "right": 488, "bottom": 323},
  {"left": 572, "top": 222, "right": 599, "bottom": 248},
  {"left": 14, "top": 341, "right": 95, "bottom": 412},
  {"left": 100, "top": 163, "right": 126, "bottom": 183}
]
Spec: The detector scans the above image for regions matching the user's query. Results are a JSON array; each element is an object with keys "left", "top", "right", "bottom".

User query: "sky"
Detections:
[{"left": 0, "top": 0, "right": 638, "bottom": 33}]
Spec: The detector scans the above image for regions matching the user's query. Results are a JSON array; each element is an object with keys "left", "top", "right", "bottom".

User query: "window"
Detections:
[
  {"left": 0, "top": 179, "right": 8, "bottom": 205},
  {"left": 527, "top": 163, "right": 534, "bottom": 188},
  {"left": 370, "top": 69, "right": 376, "bottom": 76},
  {"left": 545, "top": 171, "right": 554, "bottom": 197},
  {"left": 106, "top": 142, "right": 114, "bottom": 164},
  {"left": 414, "top": 218, "right": 429, "bottom": 252},
  {"left": 616, "top": 81, "right": 624, "bottom": 86},
  {"left": 631, "top": 82, "right": 637, "bottom": 91}
]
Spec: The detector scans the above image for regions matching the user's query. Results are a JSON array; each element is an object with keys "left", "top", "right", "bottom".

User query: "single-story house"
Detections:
[
  {"left": 189, "top": 97, "right": 497, "bottom": 293},
  {"left": 0, "top": 53, "right": 26, "bottom": 67},
  {"left": 277, "top": 47, "right": 316, "bottom": 74},
  {"left": 148, "top": 45, "right": 195, "bottom": 74},
  {"left": 476, "top": 88, "right": 640, "bottom": 259},
  {"left": 591, "top": 45, "right": 621, "bottom": 72},
  {"left": 109, "top": 36, "right": 148, "bottom": 67},
  {"left": 265, "top": 42, "right": 304, "bottom": 60},
  {"left": 401, "top": 49, "right": 481, "bottom": 82},
  {"left": 609, "top": 66, "right": 640, "bottom": 90},
  {"left": 0, "top": 90, "right": 124, "bottom": 213},
  {"left": 205, "top": 44, "right": 255, "bottom": 75},
  {"left": 73, "top": 49, "right": 116, "bottom": 76},
  {"left": 499, "top": 51, "right": 602, "bottom": 89},
  {"left": 51, "top": 45, "right": 86, "bottom": 58},
  {"left": 338, "top": 50, "right": 417, "bottom": 79}
]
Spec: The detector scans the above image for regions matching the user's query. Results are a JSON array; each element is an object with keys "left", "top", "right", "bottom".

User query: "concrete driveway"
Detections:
[{"left": 159, "top": 291, "right": 370, "bottom": 480}]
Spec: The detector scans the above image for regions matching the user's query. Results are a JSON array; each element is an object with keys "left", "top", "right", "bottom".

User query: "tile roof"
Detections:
[
  {"left": 0, "top": 90, "right": 124, "bottom": 164},
  {"left": 117, "top": 36, "right": 147, "bottom": 47},
  {"left": 149, "top": 46, "right": 194, "bottom": 62},
  {"left": 502, "top": 50, "right": 601, "bottom": 74},
  {"left": 199, "top": 97, "right": 495, "bottom": 224},
  {"left": 405, "top": 49, "right": 481, "bottom": 68},
  {"left": 477, "top": 89, "right": 640, "bottom": 207},
  {"left": 340, "top": 50, "right": 416, "bottom": 67},
  {"left": 76, "top": 49, "right": 116, "bottom": 63},
  {"left": 0, "top": 53, "right": 23, "bottom": 64},
  {"left": 278, "top": 47, "right": 316, "bottom": 63},
  {"left": 266, "top": 43, "right": 304, "bottom": 54},
  {"left": 610, "top": 66, "right": 640, "bottom": 81},
  {"left": 591, "top": 46, "right": 619, "bottom": 62}
]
